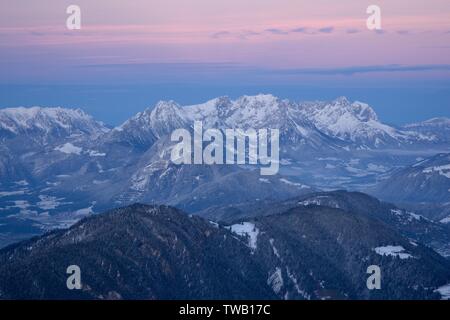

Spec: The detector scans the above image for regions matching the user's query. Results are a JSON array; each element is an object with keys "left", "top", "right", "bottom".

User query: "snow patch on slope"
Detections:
[
  {"left": 55, "top": 143, "right": 82, "bottom": 155},
  {"left": 374, "top": 245, "right": 414, "bottom": 259},
  {"left": 440, "top": 216, "right": 450, "bottom": 224},
  {"left": 423, "top": 164, "right": 450, "bottom": 178},
  {"left": 227, "top": 222, "right": 259, "bottom": 250},
  {"left": 435, "top": 283, "right": 450, "bottom": 300},
  {"left": 267, "top": 267, "right": 284, "bottom": 294},
  {"left": 279, "top": 178, "right": 309, "bottom": 188}
]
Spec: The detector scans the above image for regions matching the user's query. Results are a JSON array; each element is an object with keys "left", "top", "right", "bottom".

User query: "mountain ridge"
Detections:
[
  {"left": 1, "top": 202, "right": 449, "bottom": 300},
  {"left": 0, "top": 106, "right": 108, "bottom": 138}
]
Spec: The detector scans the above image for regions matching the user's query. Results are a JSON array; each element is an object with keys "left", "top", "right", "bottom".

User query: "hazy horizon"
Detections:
[{"left": 1, "top": 0, "right": 450, "bottom": 125}]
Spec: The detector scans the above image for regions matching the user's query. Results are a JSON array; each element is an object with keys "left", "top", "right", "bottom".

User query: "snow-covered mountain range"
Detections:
[
  {"left": 109, "top": 94, "right": 441, "bottom": 150},
  {"left": 1, "top": 95, "right": 445, "bottom": 151},
  {"left": 0, "top": 106, "right": 108, "bottom": 139},
  {"left": 298, "top": 97, "right": 434, "bottom": 147},
  {"left": 0, "top": 95, "right": 449, "bottom": 247}
]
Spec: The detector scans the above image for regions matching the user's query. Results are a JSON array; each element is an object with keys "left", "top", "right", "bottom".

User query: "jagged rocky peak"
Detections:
[
  {"left": 235, "top": 94, "right": 291, "bottom": 115},
  {"left": 149, "top": 100, "right": 187, "bottom": 137},
  {"left": 220, "top": 94, "right": 295, "bottom": 129},
  {"left": 150, "top": 100, "right": 183, "bottom": 119},
  {"left": 200, "top": 96, "right": 232, "bottom": 114},
  {"left": 328, "top": 96, "right": 378, "bottom": 122},
  {"left": 111, "top": 109, "right": 151, "bottom": 133},
  {"left": 181, "top": 94, "right": 291, "bottom": 130},
  {"left": 333, "top": 96, "right": 350, "bottom": 104},
  {"left": 119, "top": 100, "right": 184, "bottom": 128},
  {"left": 214, "top": 95, "right": 233, "bottom": 106},
  {"left": 235, "top": 93, "right": 280, "bottom": 107},
  {"left": 107, "top": 101, "right": 186, "bottom": 146},
  {"left": 297, "top": 97, "right": 407, "bottom": 146},
  {"left": 181, "top": 96, "right": 233, "bottom": 128}
]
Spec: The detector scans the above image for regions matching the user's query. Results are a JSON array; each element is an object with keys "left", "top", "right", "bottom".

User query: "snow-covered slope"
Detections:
[
  {"left": 298, "top": 97, "right": 430, "bottom": 148},
  {"left": 149, "top": 101, "right": 188, "bottom": 138},
  {"left": 0, "top": 107, "right": 108, "bottom": 138},
  {"left": 403, "top": 117, "right": 450, "bottom": 143},
  {"left": 372, "top": 153, "right": 450, "bottom": 204},
  {"left": 103, "top": 100, "right": 188, "bottom": 149},
  {"left": 105, "top": 109, "right": 157, "bottom": 149}
]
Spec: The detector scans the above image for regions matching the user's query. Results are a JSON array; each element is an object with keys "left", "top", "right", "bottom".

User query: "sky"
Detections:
[{"left": 0, "top": 0, "right": 450, "bottom": 125}]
